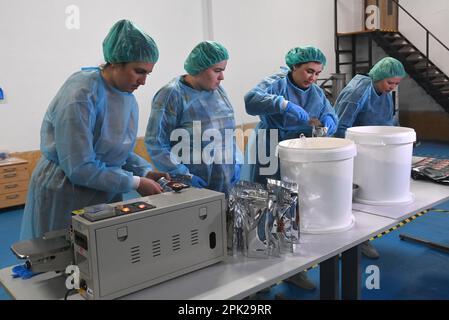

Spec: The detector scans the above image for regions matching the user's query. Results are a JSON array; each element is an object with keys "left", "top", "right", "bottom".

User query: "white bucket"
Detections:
[
  {"left": 345, "top": 126, "right": 416, "bottom": 205},
  {"left": 278, "top": 137, "right": 357, "bottom": 234}
]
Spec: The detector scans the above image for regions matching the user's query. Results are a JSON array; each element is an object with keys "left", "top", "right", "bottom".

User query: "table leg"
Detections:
[
  {"left": 319, "top": 255, "right": 340, "bottom": 300},
  {"left": 341, "top": 244, "right": 361, "bottom": 300}
]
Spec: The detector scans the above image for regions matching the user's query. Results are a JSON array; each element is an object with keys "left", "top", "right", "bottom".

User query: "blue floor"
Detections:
[{"left": 1, "top": 141, "right": 449, "bottom": 300}]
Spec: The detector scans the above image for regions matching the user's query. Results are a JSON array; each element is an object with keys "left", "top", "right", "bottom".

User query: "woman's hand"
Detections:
[
  {"left": 137, "top": 177, "right": 163, "bottom": 196},
  {"left": 145, "top": 171, "right": 171, "bottom": 182}
]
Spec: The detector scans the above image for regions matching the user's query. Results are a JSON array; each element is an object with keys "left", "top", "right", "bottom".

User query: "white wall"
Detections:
[
  {"left": 0, "top": 0, "right": 339, "bottom": 152},
  {"left": 399, "top": 0, "right": 449, "bottom": 78},
  {"left": 0, "top": 0, "right": 203, "bottom": 151},
  {"left": 337, "top": 0, "right": 364, "bottom": 33},
  {"left": 212, "top": 0, "right": 336, "bottom": 125},
  {"left": 2, "top": 0, "right": 447, "bottom": 152}
]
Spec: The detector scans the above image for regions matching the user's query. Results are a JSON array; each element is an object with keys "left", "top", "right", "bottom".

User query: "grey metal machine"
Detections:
[
  {"left": 12, "top": 188, "right": 227, "bottom": 300},
  {"left": 11, "top": 229, "right": 72, "bottom": 273}
]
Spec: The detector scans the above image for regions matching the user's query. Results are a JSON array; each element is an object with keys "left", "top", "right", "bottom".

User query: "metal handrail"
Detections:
[
  {"left": 390, "top": 0, "right": 449, "bottom": 79},
  {"left": 391, "top": 0, "right": 449, "bottom": 52},
  {"left": 318, "top": 76, "right": 333, "bottom": 88},
  {"left": 335, "top": 0, "right": 449, "bottom": 78}
]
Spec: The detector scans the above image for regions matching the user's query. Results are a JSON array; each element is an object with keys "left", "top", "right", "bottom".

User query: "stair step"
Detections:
[
  {"left": 414, "top": 63, "right": 435, "bottom": 70},
  {"left": 382, "top": 38, "right": 405, "bottom": 44},
  {"left": 391, "top": 39, "right": 410, "bottom": 45},
  {"left": 423, "top": 77, "right": 447, "bottom": 83},
  {"left": 405, "top": 58, "right": 425, "bottom": 64},
  {"left": 432, "top": 81, "right": 449, "bottom": 87},
  {"left": 417, "top": 71, "right": 444, "bottom": 79},
  {"left": 433, "top": 86, "right": 449, "bottom": 92},
  {"left": 414, "top": 66, "right": 438, "bottom": 74},
  {"left": 431, "top": 79, "right": 449, "bottom": 83},
  {"left": 380, "top": 33, "right": 404, "bottom": 40},
  {"left": 400, "top": 49, "right": 419, "bottom": 56},
  {"left": 390, "top": 43, "right": 413, "bottom": 49},
  {"left": 406, "top": 57, "right": 426, "bottom": 63},
  {"left": 398, "top": 46, "right": 417, "bottom": 53},
  {"left": 418, "top": 74, "right": 442, "bottom": 80}
]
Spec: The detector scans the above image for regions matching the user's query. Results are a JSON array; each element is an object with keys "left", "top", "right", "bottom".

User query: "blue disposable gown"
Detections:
[
  {"left": 145, "top": 76, "right": 240, "bottom": 196},
  {"left": 243, "top": 68, "right": 338, "bottom": 184},
  {"left": 20, "top": 69, "right": 152, "bottom": 240},
  {"left": 334, "top": 74, "right": 396, "bottom": 138}
]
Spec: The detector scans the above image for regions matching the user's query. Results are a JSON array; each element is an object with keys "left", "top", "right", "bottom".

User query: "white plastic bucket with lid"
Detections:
[
  {"left": 278, "top": 137, "right": 357, "bottom": 234},
  {"left": 345, "top": 126, "right": 416, "bottom": 205}
]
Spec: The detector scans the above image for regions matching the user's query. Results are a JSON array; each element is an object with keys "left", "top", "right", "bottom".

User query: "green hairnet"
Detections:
[
  {"left": 368, "top": 57, "right": 406, "bottom": 82},
  {"left": 184, "top": 41, "right": 229, "bottom": 75},
  {"left": 103, "top": 19, "right": 159, "bottom": 64},
  {"left": 285, "top": 46, "right": 327, "bottom": 69}
]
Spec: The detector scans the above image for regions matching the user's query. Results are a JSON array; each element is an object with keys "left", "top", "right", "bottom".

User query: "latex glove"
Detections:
[
  {"left": 322, "top": 115, "right": 337, "bottom": 136},
  {"left": 231, "top": 164, "right": 241, "bottom": 185},
  {"left": 12, "top": 264, "right": 38, "bottom": 280},
  {"left": 285, "top": 101, "right": 310, "bottom": 122},
  {"left": 190, "top": 175, "right": 208, "bottom": 188}
]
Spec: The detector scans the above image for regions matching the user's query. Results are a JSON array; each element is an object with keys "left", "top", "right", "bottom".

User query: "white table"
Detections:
[
  {"left": 352, "top": 180, "right": 449, "bottom": 220},
  {"left": 0, "top": 211, "right": 396, "bottom": 300}
]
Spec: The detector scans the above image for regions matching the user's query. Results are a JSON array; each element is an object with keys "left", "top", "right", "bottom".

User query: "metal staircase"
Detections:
[
  {"left": 334, "top": 0, "right": 449, "bottom": 113},
  {"left": 372, "top": 31, "right": 449, "bottom": 112}
]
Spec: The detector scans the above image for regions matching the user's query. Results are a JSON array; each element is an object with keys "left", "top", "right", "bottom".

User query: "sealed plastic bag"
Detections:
[
  {"left": 267, "top": 179, "right": 299, "bottom": 253},
  {"left": 228, "top": 179, "right": 299, "bottom": 258},
  {"left": 228, "top": 181, "right": 280, "bottom": 258}
]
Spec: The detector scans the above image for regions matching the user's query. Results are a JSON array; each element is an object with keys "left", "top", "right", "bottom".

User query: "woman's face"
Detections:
[
  {"left": 193, "top": 60, "right": 227, "bottom": 91},
  {"left": 291, "top": 62, "right": 323, "bottom": 89},
  {"left": 375, "top": 77, "right": 402, "bottom": 94},
  {"left": 111, "top": 62, "right": 155, "bottom": 93}
]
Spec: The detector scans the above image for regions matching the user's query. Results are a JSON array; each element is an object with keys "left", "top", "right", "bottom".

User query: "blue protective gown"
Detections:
[
  {"left": 145, "top": 76, "right": 240, "bottom": 196},
  {"left": 20, "top": 69, "right": 152, "bottom": 240},
  {"left": 243, "top": 68, "right": 338, "bottom": 184},
  {"left": 334, "top": 74, "right": 396, "bottom": 138}
]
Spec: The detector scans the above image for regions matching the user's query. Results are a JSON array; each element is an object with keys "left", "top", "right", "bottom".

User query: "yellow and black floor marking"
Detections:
[
  {"left": 428, "top": 208, "right": 449, "bottom": 214},
  {"left": 250, "top": 208, "right": 449, "bottom": 296},
  {"left": 302, "top": 207, "right": 449, "bottom": 271},
  {"left": 369, "top": 208, "right": 449, "bottom": 242},
  {"left": 368, "top": 209, "right": 431, "bottom": 241}
]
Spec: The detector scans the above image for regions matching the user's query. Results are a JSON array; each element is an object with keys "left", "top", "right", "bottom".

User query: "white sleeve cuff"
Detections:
[{"left": 132, "top": 176, "right": 141, "bottom": 189}]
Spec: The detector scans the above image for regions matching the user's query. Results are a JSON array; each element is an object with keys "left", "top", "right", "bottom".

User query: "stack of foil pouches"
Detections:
[{"left": 228, "top": 179, "right": 299, "bottom": 258}]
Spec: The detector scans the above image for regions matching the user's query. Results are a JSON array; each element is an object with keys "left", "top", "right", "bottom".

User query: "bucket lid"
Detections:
[
  {"left": 345, "top": 126, "right": 416, "bottom": 145},
  {"left": 278, "top": 137, "right": 356, "bottom": 162}
]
